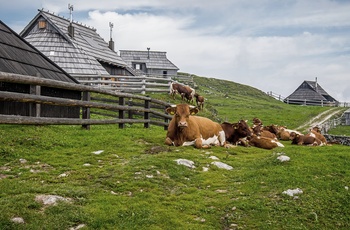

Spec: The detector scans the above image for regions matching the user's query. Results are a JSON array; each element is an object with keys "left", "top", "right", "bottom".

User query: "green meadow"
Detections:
[{"left": 1, "top": 75, "right": 349, "bottom": 229}]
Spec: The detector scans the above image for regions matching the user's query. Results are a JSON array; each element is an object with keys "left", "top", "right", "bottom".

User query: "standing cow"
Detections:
[
  {"left": 169, "top": 82, "right": 195, "bottom": 103},
  {"left": 194, "top": 93, "right": 205, "bottom": 110},
  {"left": 165, "top": 104, "right": 226, "bottom": 148}
]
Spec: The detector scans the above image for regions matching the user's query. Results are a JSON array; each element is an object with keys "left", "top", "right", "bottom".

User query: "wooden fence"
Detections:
[
  {"left": 0, "top": 72, "right": 173, "bottom": 129},
  {"left": 266, "top": 91, "right": 350, "bottom": 107},
  {"left": 73, "top": 74, "right": 172, "bottom": 94}
]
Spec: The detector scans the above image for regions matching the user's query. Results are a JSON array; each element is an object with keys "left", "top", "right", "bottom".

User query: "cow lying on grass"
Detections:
[
  {"left": 165, "top": 104, "right": 226, "bottom": 148},
  {"left": 290, "top": 132, "right": 324, "bottom": 146},
  {"left": 309, "top": 127, "right": 327, "bottom": 145},
  {"left": 221, "top": 120, "right": 252, "bottom": 146},
  {"left": 248, "top": 134, "right": 285, "bottom": 150}
]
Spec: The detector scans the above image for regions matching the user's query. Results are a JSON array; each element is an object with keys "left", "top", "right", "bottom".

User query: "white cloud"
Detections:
[{"left": 2, "top": 0, "right": 350, "bottom": 102}]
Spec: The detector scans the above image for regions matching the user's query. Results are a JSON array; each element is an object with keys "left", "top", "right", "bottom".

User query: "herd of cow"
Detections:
[
  {"left": 164, "top": 103, "right": 328, "bottom": 149},
  {"left": 169, "top": 82, "right": 205, "bottom": 110}
]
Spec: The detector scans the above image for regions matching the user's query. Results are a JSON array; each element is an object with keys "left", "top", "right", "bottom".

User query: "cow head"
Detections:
[
  {"left": 289, "top": 132, "right": 300, "bottom": 143},
  {"left": 166, "top": 104, "right": 199, "bottom": 128},
  {"left": 235, "top": 120, "right": 252, "bottom": 137}
]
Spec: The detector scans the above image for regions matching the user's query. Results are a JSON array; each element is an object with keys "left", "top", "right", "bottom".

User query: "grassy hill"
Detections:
[
  {"left": 0, "top": 75, "right": 349, "bottom": 229},
  {"left": 155, "top": 75, "right": 346, "bottom": 130}
]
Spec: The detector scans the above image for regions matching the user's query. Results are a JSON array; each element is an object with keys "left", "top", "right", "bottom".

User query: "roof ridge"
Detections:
[{"left": 39, "top": 8, "right": 97, "bottom": 31}]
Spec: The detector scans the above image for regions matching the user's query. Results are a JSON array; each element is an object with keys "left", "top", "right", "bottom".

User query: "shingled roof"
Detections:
[
  {"left": 20, "top": 9, "right": 128, "bottom": 76},
  {"left": 0, "top": 20, "right": 78, "bottom": 83},
  {"left": 120, "top": 50, "right": 179, "bottom": 74},
  {"left": 285, "top": 80, "right": 337, "bottom": 103}
]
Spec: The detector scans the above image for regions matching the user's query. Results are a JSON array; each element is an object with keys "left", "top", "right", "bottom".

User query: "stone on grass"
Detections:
[
  {"left": 11, "top": 217, "right": 25, "bottom": 224},
  {"left": 282, "top": 188, "right": 303, "bottom": 197},
  {"left": 277, "top": 155, "right": 290, "bottom": 162},
  {"left": 92, "top": 150, "right": 104, "bottom": 155},
  {"left": 174, "top": 159, "right": 195, "bottom": 168},
  {"left": 35, "top": 194, "right": 72, "bottom": 205},
  {"left": 211, "top": 161, "right": 233, "bottom": 170}
]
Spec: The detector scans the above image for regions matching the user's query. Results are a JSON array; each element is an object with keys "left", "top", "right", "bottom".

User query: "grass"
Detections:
[{"left": 1, "top": 75, "right": 350, "bottom": 229}]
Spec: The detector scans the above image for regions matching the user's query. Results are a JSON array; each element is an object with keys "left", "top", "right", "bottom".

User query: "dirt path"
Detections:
[{"left": 295, "top": 107, "right": 345, "bottom": 132}]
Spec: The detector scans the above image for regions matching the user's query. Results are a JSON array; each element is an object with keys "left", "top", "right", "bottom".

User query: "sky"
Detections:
[{"left": 1, "top": 0, "right": 350, "bottom": 102}]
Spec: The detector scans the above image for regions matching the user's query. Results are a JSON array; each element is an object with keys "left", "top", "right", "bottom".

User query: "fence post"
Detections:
[
  {"left": 164, "top": 105, "right": 169, "bottom": 130},
  {"left": 119, "top": 97, "right": 125, "bottom": 129},
  {"left": 141, "top": 79, "right": 146, "bottom": 95},
  {"left": 128, "top": 99, "right": 133, "bottom": 120},
  {"left": 144, "top": 97, "right": 150, "bottom": 128},
  {"left": 29, "top": 73, "right": 41, "bottom": 117},
  {"left": 82, "top": 91, "right": 91, "bottom": 130}
]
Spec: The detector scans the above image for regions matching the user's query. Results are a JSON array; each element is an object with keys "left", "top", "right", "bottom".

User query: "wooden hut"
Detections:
[
  {"left": 284, "top": 79, "right": 338, "bottom": 106},
  {"left": 0, "top": 20, "right": 81, "bottom": 118},
  {"left": 20, "top": 9, "right": 135, "bottom": 84},
  {"left": 120, "top": 49, "right": 179, "bottom": 78}
]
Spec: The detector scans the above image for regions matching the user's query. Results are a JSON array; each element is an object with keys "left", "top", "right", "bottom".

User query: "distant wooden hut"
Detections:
[
  {"left": 0, "top": 20, "right": 81, "bottom": 118},
  {"left": 284, "top": 79, "right": 338, "bottom": 106},
  {"left": 120, "top": 49, "right": 179, "bottom": 78},
  {"left": 20, "top": 9, "right": 135, "bottom": 83}
]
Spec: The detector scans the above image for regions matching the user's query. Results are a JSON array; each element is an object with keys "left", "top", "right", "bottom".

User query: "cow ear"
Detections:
[
  {"left": 189, "top": 107, "right": 199, "bottom": 115},
  {"left": 166, "top": 106, "right": 176, "bottom": 115}
]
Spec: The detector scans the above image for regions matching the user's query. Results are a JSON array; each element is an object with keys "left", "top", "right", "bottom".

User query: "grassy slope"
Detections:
[{"left": 0, "top": 75, "right": 349, "bottom": 229}]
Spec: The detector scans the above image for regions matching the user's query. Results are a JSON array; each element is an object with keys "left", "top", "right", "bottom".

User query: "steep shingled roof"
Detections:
[
  {"left": 20, "top": 9, "right": 127, "bottom": 76},
  {"left": 0, "top": 20, "right": 78, "bottom": 83},
  {"left": 285, "top": 80, "right": 337, "bottom": 102},
  {"left": 120, "top": 50, "right": 179, "bottom": 71}
]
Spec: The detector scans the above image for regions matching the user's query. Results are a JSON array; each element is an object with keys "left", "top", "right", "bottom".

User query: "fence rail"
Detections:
[
  {"left": 73, "top": 74, "right": 173, "bottom": 94},
  {"left": 0, "top": 72, "right": 172, "bottom": 129},
  {"left": 267, "top": 91, "right": 350, "bottom": 107}
]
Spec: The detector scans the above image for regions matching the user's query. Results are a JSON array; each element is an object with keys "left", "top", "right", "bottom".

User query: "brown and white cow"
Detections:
[
  {"left": 252, "top": 117, "right": 263, "bottom": 126},
  {"left": 248, "top": 134, "right": 285, "bottom": 149},
  {"left": 221, "top": 120, "right": 252, "bottom": 145},
  {"left": 290, "top": 132, "right": 323, "bottom": 146},
  {"left": 165, "top": 104, "right": 225, "bottom": 148},
  {"left": 309, "top": 126, "right": 327, "bottom": 145},
  {"left": 194, "top": 93, "right": 205, "bottom": 110},
  {"left": 276, "top": 126, "right": 291, "bottom": 141},
  {"left": 252, "top": 124, "right": 277, "bottom": 140},
  {"left": 169, "top": 82, "right": 195, "bottom": 103}
]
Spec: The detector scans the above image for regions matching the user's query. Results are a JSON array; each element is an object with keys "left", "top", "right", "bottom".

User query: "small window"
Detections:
[
  {"left": 135, "top": 64, "right": 141, "bottom": 70},
  {"left": 38, "top": 20, "right": 46, "bottom": 29}
]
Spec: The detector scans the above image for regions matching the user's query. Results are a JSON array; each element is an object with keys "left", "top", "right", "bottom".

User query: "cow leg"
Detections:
[
  {"left": 218, "top": 130, "right": 226, "bottom": 146},
  {"left": 165, "top": 137, "right": 174, "bottom": 146},
  {"left": 194, "top": 138, "right": 206, "bottom": 149}
]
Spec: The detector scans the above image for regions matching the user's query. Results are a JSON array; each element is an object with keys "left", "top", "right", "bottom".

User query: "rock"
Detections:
[
  {"left": 11, "top": 217, "right": 24, "bottom": 224},
  {"left": 19, "top": 158, "right": 27, "bottom": 164},
  {"left": 174, "top": 159, "right": 195, "bottom": 168},
  {"left": 277, "top": 155, "right": 290, "bottom": 162},
  {"left": 211, "top": 161, "right": 233, "bottom": 170},
  {"left": 282, "top": 188, "right": 303, "bottom": 197},
  {"left": 92, "top": 150, "right": 104, "bottom": 155},
  {"left": 35, "top": 194, "right": 72, "bottom": 205},
  {"left": 69, "top": 224, "right": 86, "bottom": 230},
  {"left": 209, "top": 156, "right": 220, "bottom": 160}
]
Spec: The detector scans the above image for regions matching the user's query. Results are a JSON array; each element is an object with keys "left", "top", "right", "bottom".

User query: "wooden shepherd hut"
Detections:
[
  {"left": 20, "top": 9, "right": 135, "bottom": 84},
  {"left": 284, "top": 79, "right": 338, "bottom": 106},
  {"left": 120, "top": 49, "right": 179, "bottom": 78},
  {"left": 0, "top": 20, "right": 81, "bottom": 118}
]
